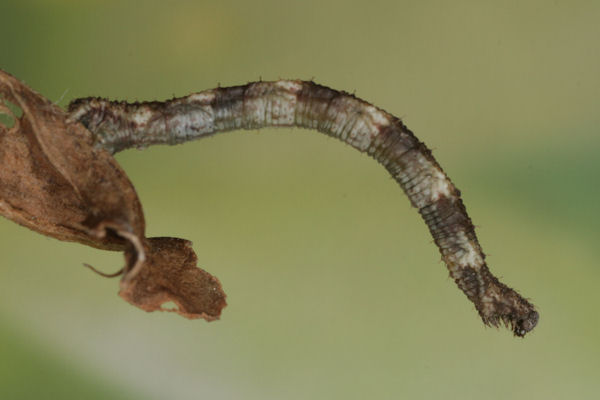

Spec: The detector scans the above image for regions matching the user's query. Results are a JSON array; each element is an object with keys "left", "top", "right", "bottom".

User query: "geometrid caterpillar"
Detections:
[{"left": 68, "top": 80, "right": 539, "bottom": 337}]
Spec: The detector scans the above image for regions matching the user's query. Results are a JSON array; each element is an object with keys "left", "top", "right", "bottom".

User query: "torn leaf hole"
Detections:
[
  {"left": 161, "top": 301, "right": 179, "bottom": 312},
  {"left": 0, "top": 97, "right": 23, "bottom": 129}
]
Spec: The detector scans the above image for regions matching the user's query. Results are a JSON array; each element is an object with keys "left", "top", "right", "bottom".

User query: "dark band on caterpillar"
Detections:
[{"left": 68, "top": 80, "right": 538, "bottom": 337}]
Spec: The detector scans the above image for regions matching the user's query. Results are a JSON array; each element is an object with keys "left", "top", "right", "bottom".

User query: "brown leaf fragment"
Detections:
[
  {"left": 1, "top": 69, "right": 226, "bottom": 322},
  {"left": 119, "top": 237, "right": 227, "bottom": 321},
  {"left": 0, "top": 69, "right": 144, "bottom": 251}
]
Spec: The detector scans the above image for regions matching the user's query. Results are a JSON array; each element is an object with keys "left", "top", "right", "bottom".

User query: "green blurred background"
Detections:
[{"left": 1, "top": 0, "right": 599, "bottom": 399}]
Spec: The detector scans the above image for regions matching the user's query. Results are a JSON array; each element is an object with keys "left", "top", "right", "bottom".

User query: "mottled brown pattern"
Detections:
[
  {"left": 120, "top": 237, "right": 227, "bottom": 320},
  {"left": 68, "top": 80, "right": 538, "bottom": 336}
]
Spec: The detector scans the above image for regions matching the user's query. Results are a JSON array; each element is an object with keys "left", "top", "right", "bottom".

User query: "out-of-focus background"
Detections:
[{"left": 1, "top": 1, "right": 598, "bottom": 399}]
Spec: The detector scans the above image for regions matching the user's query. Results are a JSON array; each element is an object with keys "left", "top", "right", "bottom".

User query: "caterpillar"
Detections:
[{"left": 68, "top": 80, "right": 538, "bottom": 337}]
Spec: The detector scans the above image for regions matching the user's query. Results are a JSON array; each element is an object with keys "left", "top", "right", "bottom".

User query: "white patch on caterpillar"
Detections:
[
  {"left": 365, "top": 105, "right": 390, "bottom": 127},
  {"left": 429, "top": 169, "right": 452, "bottom": 201},
  {"left": 451, "top": 231, "right": 484, "bottom": 268},
  {"left": 131, "top": 108, "right": 154, "bottom": 126},
  {"left": 187, "top": 91, "right": 215, "bottom": 104},
  {"left": 275, "top": 80, "right": 302, "bottom": 92},
  {"left": 66, "top": 104, "right": 90, "bottom": 122},
  {"left": 269, "top": 87, "right": 298, "bottom": 126},
  {"left": 400, "top": 151, "right": 452, "bottom": 205}
]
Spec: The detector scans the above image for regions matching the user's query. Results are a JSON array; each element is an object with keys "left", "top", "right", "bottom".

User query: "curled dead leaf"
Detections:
[
  {"left": 120, "top": 238, "right": 226, "bottom": 321},
  {"left": 0, "top": 69, "right": 226, "bottom": 321}
]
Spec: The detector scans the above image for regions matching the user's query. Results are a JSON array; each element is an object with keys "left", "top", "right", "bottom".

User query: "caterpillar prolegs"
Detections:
[{"left": 68, "top": 80, "right": 538, "bottom": 337}]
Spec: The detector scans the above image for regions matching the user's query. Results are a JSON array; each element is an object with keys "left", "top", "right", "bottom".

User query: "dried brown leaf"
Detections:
[
  {"left": 0, "top": 69, "right": 225, "bottom": 321},
  {"left": 119, "top": 237, "right": 227, "bottom": 320},
  {"left": 0, "top": 69, "right": 143, "bottom": 250}
]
